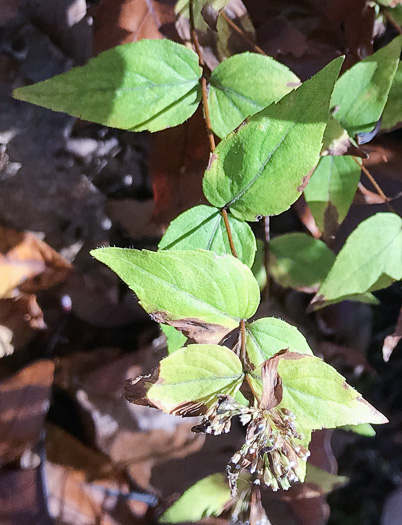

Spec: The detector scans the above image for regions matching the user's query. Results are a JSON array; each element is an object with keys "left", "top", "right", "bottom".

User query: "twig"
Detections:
[
  {"left": 352, "top": 156, "right": 396, "bottom": 213},
  {"left": 221, "top": 11, "right": 267, "bottom": 56},
  {"left": 384, "top": 9, "right": 402, "bottom": 35},
  {"left": 189, "top": 0, "right": 216, "bottom": 152}
]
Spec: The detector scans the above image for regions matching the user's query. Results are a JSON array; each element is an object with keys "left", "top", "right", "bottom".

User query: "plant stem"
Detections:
[
  {"left": 189, "top": 0, "right": 248, "bottom": 361},
  {"left": 353, "top": 156, "right": 396, "bottom": 213},
  {"left": 221, "top": 11, "right": 267, "bottom": 56},
  {"left": 384, "top": 9, "right": 402, "bottom": 35},
  {"left": 189, "top": 0, "right": 216, "bottom": 152}
]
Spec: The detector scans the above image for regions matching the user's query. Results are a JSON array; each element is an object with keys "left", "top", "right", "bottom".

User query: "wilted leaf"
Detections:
[
  {"left": 0, "top": 360, "right": 54, "bottom": 466},
  {"left": 91, "top": 248, "right": 260, "bottom": 343},
  {"left": 161, "top": 324, "right": 187, "bottom": 354},
  {"left": 245, "top": 317, "right": 313, "bottom": 368},
  {"left": 203, "top": 57, "right": 343, "bottom": 221},
  {"left": 331, "top": 36, "right": 402, "bottom": 136},
  {"left": 125, "top": 344, "right": 244, "bottom": 414},
  {"left": 382, "top": 61, "right": 402, "bottom": 131},
  {"left": 0, "top": 225, "right": 71, "bottom": 299},
  {"left": 321, "top": 116, "right": 364, "bottom": 157},
  {"left": 304, "top": 156, "right": 361, "bottom": 238},
  {"left": 159, "top": 205, "right": 257, "bottom": 267},
  {"left": 208, "top": 52, "right": 299, "bottom": 138},
  {"left": 248, "top": 352, "right": 388, "bottom": 430},
  {"left": 160, "top": 473, "right": 230, "bottom": 523},
  {"left": 13, "top": 40, "right": 202, "bottom": 132},
  {"left": 269, "top": 233, "right": 335, "bottom": 292},
  {"left": 311, "top": 212, "right": 402, "bottom": 309},
  {"left": 382, "top": 306, "right": 402, "bottom": 362}
]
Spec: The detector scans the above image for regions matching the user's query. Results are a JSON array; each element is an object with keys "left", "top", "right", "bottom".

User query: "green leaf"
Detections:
[
  {"left": 304, "top": 156, "right": 361, "bottom": 236},
  {"left": 311, "top": 212, "right": 402, "bottom": 309},
  {"left": 208, "top": 53, "right": 299, "bottom": 138},
  {"left": 382, "top": 61, "right": 402, "bottom": 131},
  {"left": 161, "top": 324, "right": 187, "bottom": 354},
  {"left": 160, "top": 473, "right": 230, "bottom": 523},
  {"left": 134, "top": 344, "right": 244, "bottom": 414},
  {"left": 251, "top": 239, "right": 268, "bottom": 290},
  {"left": 13, "top": 40, "right": 202, "bottom": 132},
  {"left": 269, "top": 233, "right": 335, "bottom": 292},
  {"left": 331, "top": 36, "right": 402, "bottom": 136},
  {"left": 305, "top": 464, "right": 348, "bottom": 494},
  {"left": 341, "top": 423, "right": 376, "bottom": 437},
  {"left": 203, "top": 56, "right": 344, "bottom": 221},
  {"left": 247, "top": 353, "right": 388, "bottom": 430},
  {"left": 91, "top": 248, "right": 260, "bottom": 343},
  {"left": 158, "top": 205, "right": 256, "bottom": 267},
  {"left": 245, "top": 317, "right": 313, "bottom": 367}
]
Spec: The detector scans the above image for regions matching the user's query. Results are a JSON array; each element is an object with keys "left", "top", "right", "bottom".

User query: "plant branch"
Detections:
[
  {"left": 189, "top": 0, "right": 216, "bottom": 152},
  {"left": 221, "top": 11, "right": 267, "bottom": 56},
  {"left": 384, "top": 9, "right": 402, "bottom": 35},
  {"left": 353, "top": 156, "right": 396, "bottom": 213}
]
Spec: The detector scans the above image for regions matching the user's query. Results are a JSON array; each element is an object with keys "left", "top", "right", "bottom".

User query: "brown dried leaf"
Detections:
[
  {"left": 0, "top": 467, "right": 52, "bottom": 525},
  {"left": 383, "top": 307, "right": 402, "bottom": 362},
  {"left": 25, "top": 0, "right": 92, "bottom": 64},
  {"left": 92, "top": 0, "right": 177, "bottom": 55},
  {"left": 0, "top": 225, "right": 71, "bottom": 299},
  {"left": 0, "top": 0, "right": 20, "bottom": 25},
  {"left": 259, "top": 350, "right": 285, "bottom": 410},
  {"left": 150, "top": 108, "right": 208, "bottom": 225},
  {"left": 0, "top": 360, "right": 54, "bottom": 466},
  {"left": 46, "top": 424, "right": 148, "bottom": 525},
  {"left": 106, "top": 199, "right": 164, "bottom": 240},
  {"left": 0, "top": 294, "right": 46, "bottom": 357}
]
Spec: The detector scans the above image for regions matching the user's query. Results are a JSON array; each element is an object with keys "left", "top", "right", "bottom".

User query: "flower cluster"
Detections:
[{"left": 193, "top": 394, "right": 310, "bottom": 496}]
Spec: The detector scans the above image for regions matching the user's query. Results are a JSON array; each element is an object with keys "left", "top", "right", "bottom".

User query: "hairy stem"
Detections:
[{"left": 353, "top": 156, "right": 396, "bottom": 213}]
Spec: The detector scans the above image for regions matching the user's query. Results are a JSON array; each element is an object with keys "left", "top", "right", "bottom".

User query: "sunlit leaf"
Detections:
[
  {"left": 269, "top": 233, "right": 335, "bottom": 292},
  {"left": 160, "top": 473, "right": 230, "bottom": 523},
  {"left": 382, "top": 61, "right": 402, "bottom": 131},
  {"left": 126, "top": 344, "right": 244, "bottom": 414},
  {"left": 247, "top": 353, "right": 388, "bottom": 430},
  {"left": 311, "top": 212, "right": 402, "bottom": 309},
  {"left": 208, "top": 53, "right": 299, "bottom": 138},
  {"left": 13, "top": 40, "right": 202, "bottom": 132},
  {"left": 91, "top": 248, "right": 260, "bottom": 343},
  {"left": 304, "top": 156, "right": 361, "bottom": 236},
  {"left": 203, "top": 57, "right": 343, "bottom": 221},
  {"left": 159, "top": 205, "right": 256, "bottom": 267},
  {"left": 331, "top": 36, "right": 402, "bottom": 136},
  {"left": 245, "top": 317, "right": 313, "bottom": 368}
]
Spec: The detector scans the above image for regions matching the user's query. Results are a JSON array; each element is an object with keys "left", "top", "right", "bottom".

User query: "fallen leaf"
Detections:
[
  {"left": 25, "top": 0, "right": 92, "bottom": 64},
  {"left": 0, "top": 360, "right": 54, "bottom": 466},
  {"left": 92, "top": 0, "right": 177, "bottom": 55},
  {"left": 150, "top": 108, "right": 209, "bottom": 225},
  {"left": 0, "top": 467, "right": 52, "bottom": 525},
  {"left": 0, "top": 294, "right": 46, "bottom": 357},
  {"left": 46, "top": 424, "right": 148, "bottom": 525},
  {"left": 106, "top": 199, "right": 164, "bottom": 239},
  {"left": 0, "top": 0, "right": 21, "bottom": 25},
  {"left": 0, "top": 225, "right": 71, "bottom": 299},
  {"left": 382, "top": 307, "right": 402, "bottom": 362}
]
